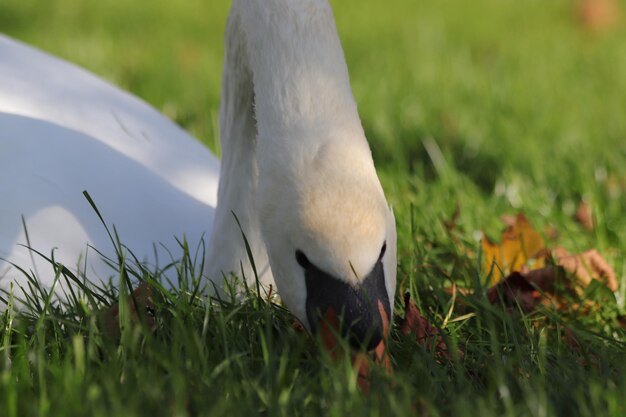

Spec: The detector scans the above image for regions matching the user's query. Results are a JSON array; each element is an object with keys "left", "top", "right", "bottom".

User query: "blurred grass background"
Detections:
[
  {"left": 2, "top": 0, "right": 624, "bottom": 249},
  {"left": 1, "top": 0, "right": 626, "bottom": 415}
]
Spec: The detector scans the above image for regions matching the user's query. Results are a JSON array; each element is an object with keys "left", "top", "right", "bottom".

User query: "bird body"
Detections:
[
  {"left": 0, "top": 0, "right": 397, "bottom": 347},
  {"left": 0, "top": 35, "right": 219, "bottom": 296}
]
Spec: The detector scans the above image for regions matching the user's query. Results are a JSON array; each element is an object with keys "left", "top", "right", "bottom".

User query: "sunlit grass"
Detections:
[{"left": 1, "top": 0, "right": 625, "bottom": 415}]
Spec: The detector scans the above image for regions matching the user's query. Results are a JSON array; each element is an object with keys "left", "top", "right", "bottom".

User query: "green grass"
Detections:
[{"left": 2, "top": 0, "right": 626, "bottom": 415}]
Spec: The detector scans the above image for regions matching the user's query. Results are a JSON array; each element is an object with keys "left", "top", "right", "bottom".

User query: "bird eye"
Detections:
[
  {"left": 378, "top": 241, "right": 387, "bottom": 261},
  {"left": 295, "top": 250, "right": 311, "bottom": 269}
]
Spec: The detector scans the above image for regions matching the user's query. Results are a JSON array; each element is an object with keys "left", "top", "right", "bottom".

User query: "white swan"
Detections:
[{"left": 0, "top": 0, "right": 396, "bottom": 348}]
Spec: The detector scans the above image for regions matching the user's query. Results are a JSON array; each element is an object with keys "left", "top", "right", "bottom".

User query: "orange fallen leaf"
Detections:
[
  {"left": 481, "top": 212, "right": 619, "bottom": 313},
  {"left": 482, "top": 213, "right": 547, "bottom": 284},
  {"left": 554, "top": 247, "right": 618, "bottom": 292},
  {"left": 482, "top": 213, "right": 617, "bottom": 293},
  {"left": 487, "top": 248, "right": 619, "bottom": 312}
]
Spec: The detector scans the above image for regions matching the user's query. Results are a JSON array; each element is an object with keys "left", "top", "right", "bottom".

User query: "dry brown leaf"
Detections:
[
  {"left": 481, "top": 213, "right": 617, "bottom": 293},
  {"left": 487, "top": 269, "right": 560, "bottom": 312},
  {"left": 482, "top": 213, "right": 547, "bottom": 284},
  {"left": 400, "top": 293, "right": 458, "bottom": 360},
  {"left": 554, "top": 247, "right": 618, "bottom": 292},
  {"left": 577, "top": 0, "right": 621, "bottom": 31},
  {"left": 544, "top": 224, "right": 560, "bottom": 241},
  {"left": 501, "top": 215, "right": 517, "bottom": 227},
  {"left": 479, "top": 213, "right": 619, "bottom": 317},
  {"left": 443, "top": 203, "right": 461, "bottom": 231},
  {"left": 291, "top": 319, "right": 306, "bottom": 333},
  {"left": 487, "top": 249, "right": 619, "bottom": 312},
  {"left": 562, "top": 327, "right": 602, "bottom": 369},
  {"left": 100, "top": 282, "right": 157, "bottom": 339},
  {"left": 575, "top": 201, "right": 594, "bottom": 231}
]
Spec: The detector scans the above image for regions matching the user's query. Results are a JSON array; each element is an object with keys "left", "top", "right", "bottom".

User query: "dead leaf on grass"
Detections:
[
  {"left": 487, "top": 248, "right": 618, "bottom": 312},
  {"left": 400, "top": 293, "right": 459, "bottom": 360},
  {"left": 553, "top": 247, "right": 618, "bottom": 292},
  {"left": 486, "top": 269, "right": 563, "bottom": 312},
  {"left": 481, "top": 214, "right": 617, "bottom": 293},
  {"left": 482, "top": 213, "right": 547, "bottom": 284},
  {"left": 100, "top": 282, "right": 158, "bottom": 339},
  {"left": 575, "top": 200, "right": 594, "bottom": 231},
  {"left": 577, "top": 0, "right": 621, "bottom": 31},
  {"left": 480, "top": 213, "right": 619, "bottom": 315}
]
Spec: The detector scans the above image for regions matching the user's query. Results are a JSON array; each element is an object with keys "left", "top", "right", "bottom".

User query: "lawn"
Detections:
[{"left": 1, "top": 0, "right": 626, "bottom": 416}]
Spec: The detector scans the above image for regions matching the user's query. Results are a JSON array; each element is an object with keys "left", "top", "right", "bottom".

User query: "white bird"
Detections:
[{"left": 0, "top": 0, "right": 396, "bottom": 349}]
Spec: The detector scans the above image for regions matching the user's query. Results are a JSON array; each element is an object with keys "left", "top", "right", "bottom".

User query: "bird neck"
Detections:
[
  {"left": 205, "top": 4, "right": 271, "bottom": 288},
  {"left": 205, "top": 0, "right": 367, "bottom": 288},
  {"left": 240, "top": 0, "right": 364, "bottom": 144}
]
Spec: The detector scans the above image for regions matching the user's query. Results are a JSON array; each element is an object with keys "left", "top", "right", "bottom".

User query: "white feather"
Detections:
[
  {"left": 0, "top": 0, "right": 397, "bottom": 330},
  {"left": 0, "top": 35, "right": 219, "bottom": 295}
]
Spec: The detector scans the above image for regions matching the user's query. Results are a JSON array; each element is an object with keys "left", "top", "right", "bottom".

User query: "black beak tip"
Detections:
[
  {"left": 346, "top": 313, "right": 385, "bottom": 351},
  {"left": 305, "top": 258, "right": 390, "bottom": 351}
]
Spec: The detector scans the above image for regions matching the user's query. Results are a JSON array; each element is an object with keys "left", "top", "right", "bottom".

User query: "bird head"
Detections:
[{"left": 257, "top": 137, "right": 396, "bottom": 351}]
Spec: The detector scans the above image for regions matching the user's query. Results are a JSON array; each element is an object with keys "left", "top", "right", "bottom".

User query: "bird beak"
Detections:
[{"left": 305, "top": 259, "right": 391, "bottom": 351}]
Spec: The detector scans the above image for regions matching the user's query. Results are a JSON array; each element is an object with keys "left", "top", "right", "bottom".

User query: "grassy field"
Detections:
[{"left": 2, "top": 0, "right": 626, "bottom": 416}]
